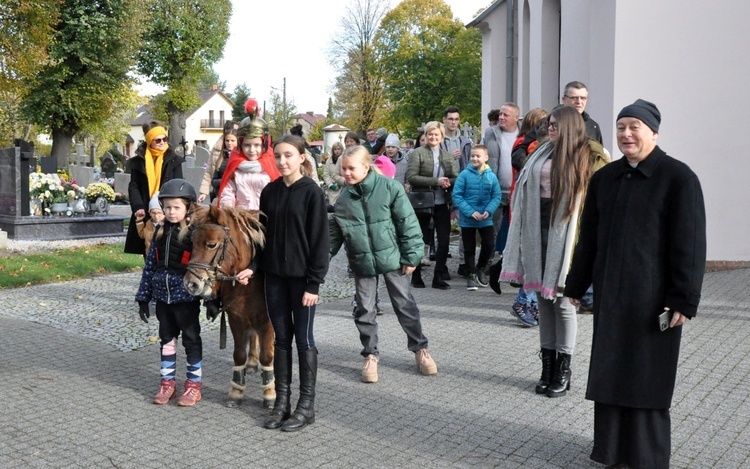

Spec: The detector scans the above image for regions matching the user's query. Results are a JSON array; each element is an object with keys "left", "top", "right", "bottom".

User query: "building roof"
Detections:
[
  {"left": 129, "top": 88, "right": 234, "bottom": 126},
  {"left": 323, "top": 124, "right": 350, "bottom": 132},
  {"left": 294, "top": 112, "right": 326, "bottom": 126},
  {"left": 131, "top": 104, "right": 154, "bottom": 126},
  {"left": 466, "top": 0, "right": 505, "bottom": 28}
]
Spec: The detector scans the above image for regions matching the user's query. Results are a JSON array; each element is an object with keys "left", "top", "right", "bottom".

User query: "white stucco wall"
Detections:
[
  {"left": 476, "top": 4, "right": 510, "bottom": 129},
  {"left": 611, "top": 0, "right": 750, "bottom": 260}
]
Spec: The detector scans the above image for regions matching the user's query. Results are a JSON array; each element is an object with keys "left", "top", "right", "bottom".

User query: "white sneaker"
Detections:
[{"left": 362, "top": 354, "right": 378, "bottom": 383}]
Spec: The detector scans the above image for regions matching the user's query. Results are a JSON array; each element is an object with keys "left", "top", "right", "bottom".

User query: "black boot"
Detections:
[
  {"left": 264, "top": 348, "right": 292, "bottom": 429},
  {"left": 411, "top": 264, "right": 425, "bottom": 288},
  {"left": 281, "top": 348, "right": 317, "bottom": 432},
  {"left": 432, "top": 266, "right": 450, "bottom": 289},
  {"left": 547, "top": 352, "right": 571, "bottom": 397},
  {"left": 535, "top": 348, "right": 556, "bottom": 394}
]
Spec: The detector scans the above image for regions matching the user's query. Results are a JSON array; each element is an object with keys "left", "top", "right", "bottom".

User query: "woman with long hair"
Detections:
[
  {"left": 198, "top": 120, "right": 238, "bottom": 203},
  {"left": 500, "top": 106, "right": 609, "bottom": 398}
]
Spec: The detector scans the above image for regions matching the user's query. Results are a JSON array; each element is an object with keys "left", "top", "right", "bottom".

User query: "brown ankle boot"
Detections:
[
  {"left": 153, "top": 378, "right": 176, "bottom": 405},
  {"left": 177, "top": 380, "right": 202, "bottom": 406}
]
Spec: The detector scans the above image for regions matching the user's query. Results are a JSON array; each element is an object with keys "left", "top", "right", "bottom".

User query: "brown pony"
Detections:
[{"left": 184, "top": 205, "right": 275, "bottom": 408}]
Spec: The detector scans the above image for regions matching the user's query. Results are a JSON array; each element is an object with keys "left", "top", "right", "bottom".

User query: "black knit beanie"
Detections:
[{"left": 617, "top": 99, "right": 661, "bottom": 132}]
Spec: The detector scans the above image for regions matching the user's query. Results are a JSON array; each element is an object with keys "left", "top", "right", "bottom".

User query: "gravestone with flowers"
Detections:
[{"left": 0, "top": 140, "right": 127, "bottom": 240}]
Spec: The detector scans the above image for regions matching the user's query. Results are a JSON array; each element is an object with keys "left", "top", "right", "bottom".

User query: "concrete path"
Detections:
[{"left": 1, "top": 245, "right": 749, "bottom": 468}]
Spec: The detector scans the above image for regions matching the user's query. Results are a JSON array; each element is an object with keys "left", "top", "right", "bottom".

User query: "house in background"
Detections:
[
  {"left": 293, "top": 111, "right": 326, "bottom": 137},
  {"left": 468, "top": 0, "right": 750, "bottom": 264},
  {"left": 126, "top": 86, "right": 234, "bottom": 157}
]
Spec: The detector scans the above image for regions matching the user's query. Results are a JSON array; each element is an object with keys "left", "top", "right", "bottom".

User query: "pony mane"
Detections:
[{"left": 192, "top": 205, "right": 266, "bottom": 249}]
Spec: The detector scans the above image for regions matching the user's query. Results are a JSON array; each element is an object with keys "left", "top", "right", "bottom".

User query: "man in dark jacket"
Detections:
[
  {"left": 512, "top": 81, "right": 602, "bottom": 171},
  {"left": 564, "top": 99, "right": 706, "bottom": 468}
]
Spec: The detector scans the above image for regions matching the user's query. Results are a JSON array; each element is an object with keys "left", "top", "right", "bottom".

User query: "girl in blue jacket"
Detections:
[{"left": 452, "top": 145, "right": 502, "bottom": 291}]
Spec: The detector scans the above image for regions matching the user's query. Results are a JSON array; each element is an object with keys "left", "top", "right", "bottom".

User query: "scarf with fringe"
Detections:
[{"left": 499, "top": 141, "right": 582, "bottom": 300}]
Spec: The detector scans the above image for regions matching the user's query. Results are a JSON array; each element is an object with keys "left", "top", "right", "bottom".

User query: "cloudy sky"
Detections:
[{"left": 140, "top": 0, "right": 492, "bottom": 115}]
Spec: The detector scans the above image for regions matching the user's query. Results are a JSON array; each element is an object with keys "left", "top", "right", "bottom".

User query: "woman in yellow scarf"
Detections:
[{"left": 125, "top": 120, "right": 185, "bottom": 256}]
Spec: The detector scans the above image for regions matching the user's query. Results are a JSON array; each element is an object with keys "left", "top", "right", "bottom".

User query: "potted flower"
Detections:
[
  {"left": 29, "top": 172, "right": 66, "bottom": 215},
  {"left": 83, "top": 182, "right": 116, "bottom": 214}
]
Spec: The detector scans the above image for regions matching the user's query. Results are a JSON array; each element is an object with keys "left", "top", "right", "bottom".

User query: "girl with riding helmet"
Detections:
[
  {"left": 125, "top": 121, "right": 184, "bottom": 256},
  {"left": 135, "top": 179, "right": 204, "bottom": 407},
  {"left": 216, "top": 98, "right": 281, "bottom": 211},
  {"left": 259, "top": 134, "right": 329, "bottom": 432}
]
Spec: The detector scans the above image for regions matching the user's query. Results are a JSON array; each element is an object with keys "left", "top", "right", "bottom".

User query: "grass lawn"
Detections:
[{"left": 0, "top": 243, "right": 143, "bottom": 289}]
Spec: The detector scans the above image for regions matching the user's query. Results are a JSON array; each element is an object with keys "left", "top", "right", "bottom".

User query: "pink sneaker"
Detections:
[
  {"left": 177, "top": 380, "right": 202, "bottom": 406},
  {"left": 153, "top": 378, "right": 176, "bottom": 405}
]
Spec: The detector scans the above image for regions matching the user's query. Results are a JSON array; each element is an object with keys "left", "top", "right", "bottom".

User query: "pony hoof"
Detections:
[
  {"left": 262, "top": 399, "right": 274, "bottom": 409},
  {"left": 226, "top": 398, "right": 242, "bottom": 408}
]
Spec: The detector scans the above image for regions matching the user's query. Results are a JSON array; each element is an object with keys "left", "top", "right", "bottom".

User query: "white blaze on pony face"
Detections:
[
  {"left": 241, "top": 137, "right": 263, "bottom": 161},
  {"left": 161, "top": 198, "right": 188, "bottom": 224}
]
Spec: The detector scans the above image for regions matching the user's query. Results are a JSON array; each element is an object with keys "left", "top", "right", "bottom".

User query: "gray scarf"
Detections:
[
  {"left": 238, "top": 160, "right": 262, "bottom": 173},
  {"left": 500, "top": 141, "right": 581, "bottom": 300}
]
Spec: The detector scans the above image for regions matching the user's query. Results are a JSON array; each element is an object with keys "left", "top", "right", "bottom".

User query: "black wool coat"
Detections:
[
  {"left": 564, "top": 146, "right": 706, "bottom": 409},
  {"left": 124, "top": 143, "right": 184, "bottom": 255}
]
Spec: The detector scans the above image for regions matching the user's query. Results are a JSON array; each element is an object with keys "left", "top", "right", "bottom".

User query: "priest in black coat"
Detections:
[{"left": 564, "top": 99, "right": 706, "bottom": 468}]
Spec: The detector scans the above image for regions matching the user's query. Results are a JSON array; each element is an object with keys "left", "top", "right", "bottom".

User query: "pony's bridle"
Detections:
[{"left": 187, "top": 223, "right": 242, "bottom": 288}]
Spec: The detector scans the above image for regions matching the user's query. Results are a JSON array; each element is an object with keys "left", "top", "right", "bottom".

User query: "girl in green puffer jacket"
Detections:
[{"left": 330, "top": 145, "right": 438, "bottom": 384}]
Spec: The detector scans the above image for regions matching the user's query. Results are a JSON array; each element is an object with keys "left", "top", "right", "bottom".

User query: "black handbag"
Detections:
[{"left": 408, "top": 190, "right": 435, "bottom": 214}]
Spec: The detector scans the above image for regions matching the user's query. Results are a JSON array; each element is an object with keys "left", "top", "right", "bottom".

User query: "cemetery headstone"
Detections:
[
  {"left": 40, "top": 156, "right": 57, "bottom": 175},
  {"left": 194, "top": 146, "right": 210, "bottom": 170},
  {"left": 114, "top": 173, "right": 131, "bottom": 196},
  {"left": 100, "top": 153, "right": 117, "bottom": 178},
  {"left": 0, "top": 146, "right": 19, "bottom": 217},
  {"left": 72, "top": 143, "right": 89, "bottom": 166},
  {"left": 68, "top": 164, "right": 96, "bottom": 189}
]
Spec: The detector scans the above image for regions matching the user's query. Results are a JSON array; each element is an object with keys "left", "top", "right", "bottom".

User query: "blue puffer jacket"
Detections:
[{"left": 452, "top": 164, "right": 502, "bottom": 229}]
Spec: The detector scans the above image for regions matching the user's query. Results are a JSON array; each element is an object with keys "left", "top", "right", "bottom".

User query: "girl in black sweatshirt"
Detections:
[{"left": 259, "top": 134, "right": 329, "bottom": 432}]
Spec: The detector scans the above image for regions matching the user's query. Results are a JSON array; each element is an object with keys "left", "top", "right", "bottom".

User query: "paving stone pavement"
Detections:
[{"left": 1, "top": 243, "right": 749, "bottom": 468}]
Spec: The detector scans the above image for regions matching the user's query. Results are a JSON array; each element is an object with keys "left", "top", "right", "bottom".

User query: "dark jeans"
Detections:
[
  {"left": 156, "top": 300, "right": 202, "bottom": 366},
  {"left": 418, "top": 203, "right": 451, "bottom": 273},
  {"left": 461, "top": 226, "right": 494, "bottom": 274},
  {"left": 353, "top": 270, "right": 428, "bottom": 357},
  {"left": 264, "top": 272, "right": 316, "bottom": 352}
]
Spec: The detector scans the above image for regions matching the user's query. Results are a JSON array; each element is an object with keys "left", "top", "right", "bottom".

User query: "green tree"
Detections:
[
  {"left": 329, "top": 0, "right": 389, "bottom": 133},
  {"left": 373, "top": 0, "right": 482, "bottom": 136},
  {"left": 136, "top": 0, "right": 232, "bottom": 149},
  {"left": 266, "top": 85, "right": 297, "bottom": 141},
  {"left": 326, "top": 97, "right": 335, "bottom": 120},
  {"left": 18, "top": 0, "right": 144, "bottom": 167},
  {"left": 77, "top": 87, "right": 145, "bottom": 158},
  {"left": 230, "top": 83, "right": 252, "bottom": 121},
  {"left": 0, "top": 0, "right": 62, "bottom": 146}
]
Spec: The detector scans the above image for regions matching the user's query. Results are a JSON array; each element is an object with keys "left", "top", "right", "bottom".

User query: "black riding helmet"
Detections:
[{"left": 158, "top": 178, "right": 197, "bottom": 206}]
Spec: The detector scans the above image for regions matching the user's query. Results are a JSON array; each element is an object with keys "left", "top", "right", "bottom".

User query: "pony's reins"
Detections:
[{"left": 187, "top": 223, "right": 242, "bottom": 286}]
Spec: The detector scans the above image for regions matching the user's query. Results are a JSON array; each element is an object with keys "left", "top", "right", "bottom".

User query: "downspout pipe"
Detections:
[{"left": 506, "top": 0, "right": 515, "bottom": 102}]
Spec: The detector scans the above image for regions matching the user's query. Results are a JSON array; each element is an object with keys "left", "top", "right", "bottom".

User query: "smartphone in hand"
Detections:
[{"left": 658, "top": 308, "right": 672, "bottom": 332}]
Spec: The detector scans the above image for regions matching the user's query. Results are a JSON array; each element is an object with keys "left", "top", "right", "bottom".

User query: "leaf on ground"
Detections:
[
  {"left": 39, "top": 302, "right": 47, "bottom": 306},
  {"left": 148, "top": 336, "right": 158, "bottom": 342},
  {"left": 74, "top": 295, "right": 84, "bottom": 300}
]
